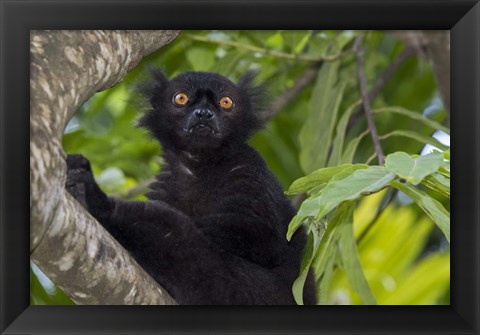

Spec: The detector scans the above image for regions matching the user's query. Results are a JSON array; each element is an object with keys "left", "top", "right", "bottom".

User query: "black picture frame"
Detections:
[{"left": 1, "top": 0, "right": 479, "bottom": 334}]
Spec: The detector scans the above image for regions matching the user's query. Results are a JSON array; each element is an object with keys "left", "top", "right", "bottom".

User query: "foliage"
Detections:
[
  {"left": 30, "top": 262, "right": 74, "bottom": 305},
  {"left": 288, "top": 151, "right": 450, "bottom": 304},
  {"left": 328, "top": 191, "right": 450, "bottom": 305},
  {"left": 32, "top": 30, "right": 449, "bottom": 306}
]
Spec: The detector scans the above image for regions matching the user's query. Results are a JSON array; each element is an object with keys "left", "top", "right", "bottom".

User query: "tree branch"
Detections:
[
  {"left": 264, "top": 63, "right": 321, "bottom": 121},
  {"left": 187, "top": 33, "right": 353, "bottom": 62},
  {"left": 348, "top": 46, "right": 418, "bottom": 132},
  {"left": 368, "top": 46, "right": 418, "bottom": 102},
  {"left": 354, "top": 35, "right": 385, "bottom": 165},
  {"left": 420, "top": 31, "right": 450, "bottom": 119},
  {"left": 30, "top": 30, "right": 179, "bottom": 305}
]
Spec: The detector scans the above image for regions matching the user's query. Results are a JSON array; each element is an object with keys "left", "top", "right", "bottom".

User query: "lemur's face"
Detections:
[
  {"left": 168, "top": 73, "right": 239, "bottom": 143},
  {"left": 140, "top": 71, "right": 262, "bottom": 153}
]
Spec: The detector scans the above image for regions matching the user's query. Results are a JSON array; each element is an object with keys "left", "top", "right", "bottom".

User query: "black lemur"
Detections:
[{"left": 66, "top": 70, "right": 316, "bottom": 305}]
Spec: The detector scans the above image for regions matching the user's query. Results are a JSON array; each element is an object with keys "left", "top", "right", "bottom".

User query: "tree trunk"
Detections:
[
  {"left": 30, "top": 30, "right": 179, "bottom": 305},
  {"left": 392, "top": 30, "right": 450, "bottom": 120},
  {"left": 420, "top": 31, "right": 450, "bottom": 118}
]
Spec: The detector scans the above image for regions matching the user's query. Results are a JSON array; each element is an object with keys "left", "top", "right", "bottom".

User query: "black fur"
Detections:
[{"left": 66, "top": 71, "right": 316, "bottom": 305}]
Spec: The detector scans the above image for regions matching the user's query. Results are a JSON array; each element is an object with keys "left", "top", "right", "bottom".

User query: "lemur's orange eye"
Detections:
[
  {"left": 219, "top": 96, "right": 234, "bottom": 109},
  {"left": 173, "top": 92, "right": 189, "bottom": 106}
]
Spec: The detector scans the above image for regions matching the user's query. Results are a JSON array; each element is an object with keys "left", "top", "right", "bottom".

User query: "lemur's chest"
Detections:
[{"left": 157, "top": 165, "right": 225, "bottom": 218}]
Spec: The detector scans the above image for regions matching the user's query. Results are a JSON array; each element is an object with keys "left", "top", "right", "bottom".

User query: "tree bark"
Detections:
[
  {"left": 30, "top": 30, "right": 179, "bottom": 305},
  {"left": 420, "top": 31, "right": 450, "bottom": 117},
  {"left": 392, "top": 30, "right": 450, "bottom": 118}
]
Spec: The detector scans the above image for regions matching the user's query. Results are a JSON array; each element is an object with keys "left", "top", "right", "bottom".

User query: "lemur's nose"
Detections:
[{"left": 193, "top": 109, "right": 215, "bottom": 120}]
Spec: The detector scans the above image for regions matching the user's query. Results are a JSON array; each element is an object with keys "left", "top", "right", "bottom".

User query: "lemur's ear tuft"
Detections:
[
  {"left": 150, "top": 68, "right": 168, "bottom": 88},
  {"left": 135, "top": 68, "right": 169, "bottom": 131},
  {"left": 145, "top": 68, "right": 168, "bottom": 101},
  {"left": 150, "top": 69, "right": 169, "bottom": 107},
  {"left": 237, "top": 70, "right": 258, "bottom": 90},
  {"left": 135, "top": 67, "right": 169, "bottom": 104},
  {"left": 237, "top": 70, "right": 267, "bottom": 128}
]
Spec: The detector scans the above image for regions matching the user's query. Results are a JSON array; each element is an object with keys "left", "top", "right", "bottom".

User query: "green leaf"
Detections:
[
  {"left": 380, "top": 130, "right": 449, "bottom": 151},
  {"left": 382, "top": 253, "right": 450, "bottom": 305},
  {"left": 367, "top": 209, "right": 434, "bottom": 279},
  {"left": 338, "top": 206, "right": 377, "bottom": 305},
  {"left": 293, "top": 31, "right": 311, "bottom": 54},
  {"left": 213, "top": 49, "right": 248, "bottom": 76},
  {"left": 439, "top": 161, "right": 450, "bottom": 176},
  {"left": 31, "top": 263, "right": 74, "bottom": 305},
  {"left": 287, "top": 164, "right": 368, "bottom": 195},
  {"left": 312, "top": 203, "right": 354, "bottom": 304},
  {"left": 288, "top": 166, "right": 395, "bottom": 240},
  {"left": 312, "top": 204, "right": 349, "bottom": 275},
  {"left": 337, "top": 30, "right": 357, "bottom": 50},
  {"left": 292, "top": 222, "right": 325, "bottom": 305},
  {"left": 339, "top": 130, "right": 369, "bottom": 164},
  {"left": 307, "top": 164, "right": 368, "bottom": 197},
  {"left": 311, "top": 166, "right": 394, "bottom": 219},
  {"left": 299, "top": 60, "right": 345, "bottom": 173},
  {"left": 294, "top": 203, "right": 351, "bottom": 304},
  {"left": 346, "top": 193, "right": 447, "bottom": 304},
  {"left": 328, "top": 101, "right": 362, "bottom": 166},
  {"left": 385, "top": 151, "right": 444, "bottom": 185},
  {"left": 186, "top": 47, "right": 215, "bottom": 71},
  {"left": 373, "top": 107, "right": 450, "bottom": 135},
  {"left": 288, "top": 205, "right": 317, "bottom": 241},
  {"left": 266, "top": 31, "right": 284, "bottom": 50},
  {"left": 317, "top": 253, "right": 336, "bottom": 304},
  {"left": 391, "top": 180, "right": 450, "bottom": 242},
  {"left": 422, "top": 173, "right": 450, "bottom": 198},
  {"left": 443, "top": 149, "right": 450, "bottom": 160}
]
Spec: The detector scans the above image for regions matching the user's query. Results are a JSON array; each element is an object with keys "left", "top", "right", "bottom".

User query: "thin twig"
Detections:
[
  {"left": 365, "top": 152, "right": 378, "bottom": 165},
  {"left": 348, "top": 46, "right": 418, "bottom": 132},
  {"left": 186, "top": 34, "right": 353, "bottom": 63},
  {"left": 368, "top": 46, "right": 417, "bottom": 102},
  {"left": 264, "top": 63, "right": 321, "bottom": 121},
  {"left": 356, "top": 188, "right": 397, "bottom": 244},
  {"left": 420, "top": 31, "right": 450, "bottom": 121},
  {"left": 354, "top": 34, "right": 385, "bottom": 165}
]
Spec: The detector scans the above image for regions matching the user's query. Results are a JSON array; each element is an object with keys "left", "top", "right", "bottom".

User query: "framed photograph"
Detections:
[{"left": 1, "top": 0, "right": 479, "bottom": 334}]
